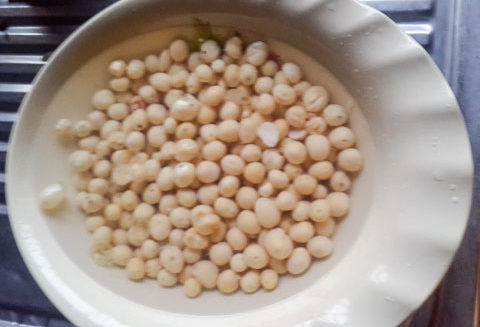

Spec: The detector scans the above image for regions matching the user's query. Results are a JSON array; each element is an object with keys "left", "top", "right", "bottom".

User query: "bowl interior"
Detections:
[
  {"left": 8, "top": 0, "right": 472, "bottom": 325},
  {"left": 31, "top": 25, "right": 374, "bottom": 314}
]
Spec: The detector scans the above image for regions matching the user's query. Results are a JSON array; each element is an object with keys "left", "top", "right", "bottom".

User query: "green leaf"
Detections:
[{"left": 189, "top": 18, "right": 234, "bottom": 51}]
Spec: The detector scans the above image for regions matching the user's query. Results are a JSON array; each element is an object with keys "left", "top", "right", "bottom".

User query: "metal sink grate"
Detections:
[{"left": 0, "top": 1, "right": 478, "bottom": 326}]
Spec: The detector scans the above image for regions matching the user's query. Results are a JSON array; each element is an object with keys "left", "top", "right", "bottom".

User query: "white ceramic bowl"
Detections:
[{"left": 6, "top": 0, "right": 473, "bottom": 326}]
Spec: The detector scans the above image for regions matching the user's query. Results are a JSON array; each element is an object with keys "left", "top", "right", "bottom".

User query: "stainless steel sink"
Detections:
[{"left": 0, "top": 1, "right": 478, "bottom": 326}]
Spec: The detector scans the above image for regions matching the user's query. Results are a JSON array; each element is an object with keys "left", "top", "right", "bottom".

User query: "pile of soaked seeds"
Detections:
[{"left": 40, "top": 35, "right": 363, "bottom": 298}]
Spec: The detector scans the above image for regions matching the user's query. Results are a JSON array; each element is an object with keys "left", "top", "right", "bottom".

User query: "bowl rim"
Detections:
[{"left": 6, "top": 0, "right": 473, "bottom": 326}]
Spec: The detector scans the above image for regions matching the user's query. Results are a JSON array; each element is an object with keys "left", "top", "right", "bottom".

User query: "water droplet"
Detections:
[
  {"left": 353, "top": 68, "right": 360, "bottom": 73},
  {"left": 384, "top": 296, "right": 396, "bottom": 302},
  {"left": 451, "top": 196, "right": 459, "bottom": 203},
  {"left": 327, "top": 3, "right": 335, "bottom": 11},
  {"left": 432, "top": 169, "right": 444, "bottom": 182},
  {"left": 449, "top": 184, "right": 457, "bottom": 191},
  {"left": 373, "top": 95, "right": 378, "bottom": 100}
]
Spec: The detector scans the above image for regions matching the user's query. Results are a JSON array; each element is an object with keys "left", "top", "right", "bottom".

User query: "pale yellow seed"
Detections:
[
  {"left": 260, "top": 269, "right": 279, "bottom": 291},
  {"left": 183, "top": 228, "right": 209, "bottom": 250},
  {"left": 216, "top": 269, "right": 239, "bottom": 294},
  {"left": 240, "top": 271, "right": 261, "bottom": 293},
  {"left": 294, "top": 174, "right": 318, "bottom": 195},
  {"left": 218, "top": 175, "right": 240, "bottom": 197},
  {"left": 303, "top": 85, "right": 329, "bottom": 112},
  {"left": 208, "top": 222, "right": 227, "bottom": 243},
  {"left": 126, "top": 257, "right": 145, "bottom": 280},
  {"left": 337, "top": 148, "right": 364, "bottom": 172},
  {"left": 217, "top": 120, "right": 240, "bottom": 143},
  {"left": 328, "top": 126, "right": 356, "bottom": 149},
  {"left": 220, "top": 154, "right": 245, "bottom": 176},
  {"left": 235, "top": 186, "right": 258, "bottom": 210},
  {"left": 196, "top": 161, "right": 221, "bottom": 183},
  {"left": 254, "top": 197, "right": 280, "bottom": 228},
  {"left": 305, "top": 134, "right": 330, "bottom": 161},
  {"left": 285, "top": 105, "right": 307, "bottom": 128},
  {"left": 244, "top": 162, "right": 266, "bottom": 184},
  {"left": 283, "top": 141, "right": 307, "bottom": 164},
  {"left": 243, "top": 243, "right": 269, "bottom": 269},
  {"left": 275, "top": 191, "right": 297, "bottom": 211},
  {"left": 274, "top": 119, "right": 289, "bottom": 140},
  {"left": 307, "top": 236, "right": 333, "bottom": 259},
  {"left": 173, "top": 162, "right": 195, "bottom": 188},
  {"left": 323, "top": 104, "right": 348, "bottom": 126},
  {"left": 287, "top": 247, "right": 311, "bottom": 275},
  {"left": 184, "top": 278, "right": 202, "bottom": 298},
  {"left": 308, "top": 161, "right": 335, "bottom": 180},
  {"left": 214, "top": 197, "right": 239, "bottom": 219},
  {"left": 226, "top": 227, "right": 248, "bottom": 251},
  {"left": 268, "top": 169, "right": 289, "bottom": 189},
  {"left": 240, "top": 144, "right": 262, "bottom": 162},
  {"left": 315, "top": 218, "right": 336, "bottom": 237},
  {"left": 202, "top": 140, "right": 227, "bottom": 161},
  {"left": 230, "top": 253, "right": 248, "bottom": 273},
  {"left": 209, "top": 242, "right": 233, "bottom": 266},
  {"left": 292, "top": 201, "right": 310, "bottom": 222},
  {"left": 289, "top": 221, "right": 315, "bottom": 243},
  {"left": 175, "top": 122, "right": 197, "bottom": 139},
  {"left": 197, "top": 105, "right": 217, "bottom": 124},
  {"left": 237, "top": 210, "right": 261, "bottom": 235},
  {"left": 330, "top": 170, "right": 351, "bottom": 192},
  {"left": 326, "top": 192, "right": 350, "bottom": 217},
  {"left": 306, "top": 116, "right": 327, "bottom": 134},
  {"left": 309, "top": 199, "right": 331, "bottom": 222},
  {"left": 263, "top": 228, "right": 293, "bottom": 260}
]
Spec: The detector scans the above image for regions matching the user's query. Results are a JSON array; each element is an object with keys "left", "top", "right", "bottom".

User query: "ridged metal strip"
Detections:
[
  {"left": 0, "top": 55, "right": 44, "bottom": 74},
  {"left": 364, "top": 0, "right": 433, "bottom": 12},
  {"left": 0, "top": 2, "right": 114, "bottom": 18},
  {"left": 0, "top": 26, "right": 74, "bottom": 45},
  {"left": 0, "top": 84, "right": 30, "bottom": 103}
]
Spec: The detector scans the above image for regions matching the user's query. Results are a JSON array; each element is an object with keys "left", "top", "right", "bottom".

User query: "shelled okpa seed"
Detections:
[{"left": 43, "top": 35, "right": 363, "bottom": 298}]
